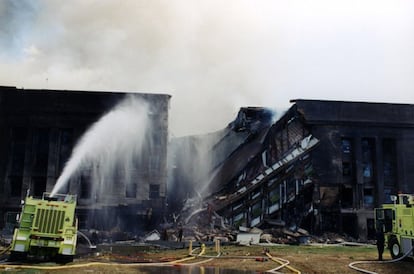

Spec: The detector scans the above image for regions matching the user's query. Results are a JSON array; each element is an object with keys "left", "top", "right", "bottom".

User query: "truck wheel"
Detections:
[
  {"left": 55, "top": 254, "right": 74, "bottom": 264},
  {"left": 389, "top": 237, "right": 402, "bottom": 259},
  {"left": 8, "top": 251, "right": 27, "bottom": 262}
]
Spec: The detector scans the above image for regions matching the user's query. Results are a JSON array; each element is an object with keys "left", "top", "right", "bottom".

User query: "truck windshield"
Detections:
[{"left": 375, "top": 208, "right": 393, "bottom": 232}]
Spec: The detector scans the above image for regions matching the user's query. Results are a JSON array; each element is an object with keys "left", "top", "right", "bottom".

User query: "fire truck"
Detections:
[
  {"left": 9, "top": 192, "right": 77, "bottom": 263},
  {"left": 374, "top": 193, "right": 414, "bottom": 259}
]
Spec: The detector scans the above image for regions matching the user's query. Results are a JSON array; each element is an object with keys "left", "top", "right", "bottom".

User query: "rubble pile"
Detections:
[
  {"left": 142, "top": 225, "right": 357, "bottom": 246},
  {"left": 74, "top": 220, "right": 361, "bottom": 249},
  {"left": 154, "top": 225, "right": 236, "bottom": 243}
]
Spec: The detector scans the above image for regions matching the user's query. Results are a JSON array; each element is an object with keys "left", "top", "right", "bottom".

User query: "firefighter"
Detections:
[
  {"left": 178, "top": 226, "right": 183, "bottom": 242},
  {"left": 376, "top": 222, "right": 385, "bottom": 261}
]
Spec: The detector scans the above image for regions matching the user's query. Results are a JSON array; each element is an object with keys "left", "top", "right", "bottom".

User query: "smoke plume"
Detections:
[{"left": 1, "top": 0, "right": 414, "bottom": 136}]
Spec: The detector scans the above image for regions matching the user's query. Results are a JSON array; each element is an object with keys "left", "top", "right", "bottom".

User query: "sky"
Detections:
[{"left": 1, "top": 0, "right": 414, "bottom": 136}]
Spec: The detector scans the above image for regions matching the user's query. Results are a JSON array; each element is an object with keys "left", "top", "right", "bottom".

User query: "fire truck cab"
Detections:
[
  {"left": 10, "top": 192, "right": 77, "bottom": 263},
  {"left": 375, "top": 193, "right": 414, "bottom": 259}
]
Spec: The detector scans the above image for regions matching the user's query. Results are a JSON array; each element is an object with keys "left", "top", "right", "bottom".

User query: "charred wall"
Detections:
[
  {"left": 0, "top": 86, "right": 170, "bottom": 232},
  {"left": 294, "top": 99, "right": 414, "bottom": 239},
  {"left": 192, "top": 99, "right": 414, "bottom": 241},
  {"left": 197, "top": 107, "right": 318, "bottom": 233}
]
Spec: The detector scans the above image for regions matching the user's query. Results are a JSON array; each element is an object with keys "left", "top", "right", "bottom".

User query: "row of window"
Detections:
[
  {"left": 341, "top": 137, "right": 398, "bottom": 208},
  {"left": 341, "top": 137, "right": 397, "bottom": 184},
  {"left": 78, "top": 179, "right": 160, "bottom": 200},
  {"left": 7, "top": 174, "right": 161, "bottom": 201},
  {"left": 230, "top": 158, "right": 311, "bottom": 227},
  {"left": 7, "top": 127, "right": 162, "bottom": 200}
]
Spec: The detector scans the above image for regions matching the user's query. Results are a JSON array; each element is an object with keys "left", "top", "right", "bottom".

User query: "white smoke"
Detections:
[{"left": 1, "top": 0, "right": 414, "bottom": 136}]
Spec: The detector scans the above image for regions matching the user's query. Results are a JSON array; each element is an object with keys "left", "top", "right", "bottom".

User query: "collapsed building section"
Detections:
[
  {"left": 204, "top": 106, "right": 319, "bottom": 234},
  {"left": 171, "top": 100, "right": 414, "bottom": 240},
  {"left": 0, "top": 86, "right": 170, "bottom": 233}
]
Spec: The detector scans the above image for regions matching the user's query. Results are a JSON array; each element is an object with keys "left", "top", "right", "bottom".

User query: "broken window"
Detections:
[
  {"left": 361, "top": 138, "right": 375, "bottom": 184},
  {"left": 251, "top": 201, "right": 262, "bottom": 218},
  {"left": 268, "top": 176, "right": 278, "bottom": 187},
  {"left": 340, "top": 185, "right": 353, "bottom": 208},
  {"left": 268, "top": 187, "right": 280, "bottom": 205},
  {"left": 342, "top": 214, "right": 358, "bottom": 238},
  {"left": 149, "top": 184, "right": 160, "bottom": 199},
  {"left": 268, "top": 203, "right": 279, "bottom": 214},
  {"left": 319, "top": 186, "right": 339, "bottom": 207},
  {"left": 363, "top": 188, "right": 374, "bottom": 208},
  {"left": 233, "top": 212, "right": 245, "bottom": 227},
  {"left": 126, "top": 183, "right": 137, "bottom": 198},
  {"left": 341, "top": 138, "right": 352, "bottom": 154},
  {"left": 251, "top": 189, "right": 261, "bottom": 200},
  {"left": 232, "top": 202, "right": 243, "bottom": 212},
  {"left": 341, "top": 138, "right": 355, "bottom": 183},
  {"left": 287, "top": 118, "right": 304, "bottom": 146}
]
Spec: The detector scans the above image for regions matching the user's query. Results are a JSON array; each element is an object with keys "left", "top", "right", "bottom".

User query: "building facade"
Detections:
[
  {"left": 0, "top": 86, "right": 170, "bottom": 232},
  {"left": 186, "top": 100, "right": 414, "bottom": 240}
]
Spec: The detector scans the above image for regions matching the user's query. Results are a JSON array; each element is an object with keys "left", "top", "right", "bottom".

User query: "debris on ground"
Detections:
[{"left": 73, "top": 224, "right": 361, "bottom": 249}]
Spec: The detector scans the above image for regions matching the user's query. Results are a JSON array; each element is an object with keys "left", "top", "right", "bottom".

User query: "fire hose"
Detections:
[
  {"left": 0, "top": 243, "right": 301, "bottom": 273},
  {"left": 190, "top": 243, "right": 301, "bottom": 274},
  {"left": 0, "top": 246, "right": 204, "bottom": 270},
  {"left": 0, "top": 246, "right": 11, "bottom": 256},
  {"left": 348, "top": 246, "right": 414, "bottom": 274}
]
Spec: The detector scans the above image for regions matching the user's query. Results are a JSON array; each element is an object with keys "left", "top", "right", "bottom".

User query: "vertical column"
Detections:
[
  {"left": 396, "top": 139, "right": 406, "bottom": 193},
  {"left": 353, "top": 136, "right": 363, "bottom": 208},
  {"left": 0, "top": 124, "right": 7, "bottom": 202},
  {"left": 22, "top": 128, "right": 33, "bottom": 198},
  {"left": 375, "top": 137, "right": 384, "bottom": 205},
  {"left": 46, "top": 128, "right": 59, "bottom": 192},
  {"left": 1, "top": 128, "right": 11, "bottom": 202}
]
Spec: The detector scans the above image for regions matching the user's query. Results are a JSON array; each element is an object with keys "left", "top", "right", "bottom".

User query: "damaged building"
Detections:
[
  {"left": 0, "top": 86, "right": 170, "bottom": 232},
  {"left": 2, "top": 86, "right": 414, "bottom": 242},
  {"left": 170, "top": 100, "right": 414, "bottom": 240}
]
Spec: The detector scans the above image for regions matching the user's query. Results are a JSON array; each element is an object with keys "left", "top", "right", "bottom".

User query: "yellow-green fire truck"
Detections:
[
  {"left": 10, "top": 192, "right": 77, "bottom": 263},
  {"left": 375, "top": 193, "right": 414, "bottom": 259}
]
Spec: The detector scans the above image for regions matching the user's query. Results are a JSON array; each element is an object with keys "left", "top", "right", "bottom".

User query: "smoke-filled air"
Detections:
[
  {"left": 1, "top": 0, "right": 414, "bottom": 136},
  {"left": 50, "top": 95, "right": 150, "bottom": 197}
]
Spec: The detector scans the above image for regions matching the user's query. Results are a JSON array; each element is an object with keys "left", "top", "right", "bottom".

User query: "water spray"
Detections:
[{"left": 51, "top": 94, "right": 151, "bottom": 197}]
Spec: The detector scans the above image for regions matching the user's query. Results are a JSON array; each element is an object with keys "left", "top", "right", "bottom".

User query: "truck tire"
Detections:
[
  {"left": 389, "top": 237, "right": 402, "bottom": 259},
  {"left": 8, "top": 251, "right": 27, "bottom": 262},
  {"left": 55, "top": 254, "right": 74, "bottom": 264}
]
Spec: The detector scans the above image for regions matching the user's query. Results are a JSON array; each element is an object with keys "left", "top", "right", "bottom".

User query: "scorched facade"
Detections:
[{"left": 0, "top": 86, "right": 170, "bottom": 232}]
